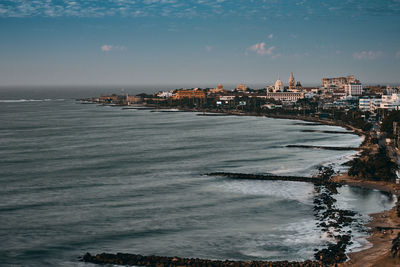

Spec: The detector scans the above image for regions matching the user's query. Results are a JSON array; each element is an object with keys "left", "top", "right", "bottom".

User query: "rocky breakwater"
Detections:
[
  {"left": 209, "top": 167, "right": 362, "bottom": 265},
  {"left": 81, "top": 252, "right": 322, "bottom": 267},
  {"left": 207, "top": 172, "right": 316, "bottom": 183},
  {"left": 311, "top": 167, "right": 362, "bottom": 265},
  {"left": 285, "top": 145, "right": 360, "bottom": 151},
  {"left": 312, "top": 182, "right": 357, "bottom": 264}
]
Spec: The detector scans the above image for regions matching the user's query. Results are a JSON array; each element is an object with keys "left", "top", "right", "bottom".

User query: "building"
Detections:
[
  {"left": 173, "top": 89, "right": 206, "bottom": 100},
  {"left": 99, "top": 94, "right": 119, "bottom": 102},
  {"left": 294, "top": 81, "right": 302, "bottom": 92},
  {"left": 258, "top": 92, "right": 304, "bottom": 102},
  {"left": 345, "top": 83, "right": 363, "bottom": 96},
  {"left": 126, "top": 95, "right": 143, "bottom": 104},
  {"left": 209, "top": 84, "right": 225, "bottom": 94},
  {"left": 322, "top": 75, "right": 356, "bottom": 88},
  {"left": 359, "top": 97, "right": 374, "bottom": 111},
  {"left": 236, "top": 84, "right": 247, "bottom": 92},
  {"left": 380, "top": 94, "right": 400, "bottom": 110},
  {"left": 357, "top": 96, "right": 400, "bottom": 112},
  {"left": 288, "top": 72, "right": 295, "bottom": 91},
  {"left": 219, "top": 95, "right": 235, "bottom": 101},
  {"left": 157, "top": 91, "right": 174, "bottom": 98},
  {"left": 274, "top": 77, "right": 283, "bottom": 92}
]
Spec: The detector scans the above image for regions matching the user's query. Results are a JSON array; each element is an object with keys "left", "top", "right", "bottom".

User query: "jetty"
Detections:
[
  {"left": 81, "top": 252, "right": 321, "bottom": 267},
  {"left": 207, "top": 172, "right": 317, "bottom": 183},
  {"left": 286, "top": 145, "right": 360, "bottom": 151}
]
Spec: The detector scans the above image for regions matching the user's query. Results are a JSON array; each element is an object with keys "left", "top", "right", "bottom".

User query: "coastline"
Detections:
[
  {"left": 276, "top": 111, "right": 400, "bottom": 266},
  {"left": 87, "top": 103, "right": 400, "bottom": 266},
  {"left": 263, "top": 112, "right": 400, "bottom": 266},
  {"left": 193, "top": 108, "right": 400, "bottom": 266}
]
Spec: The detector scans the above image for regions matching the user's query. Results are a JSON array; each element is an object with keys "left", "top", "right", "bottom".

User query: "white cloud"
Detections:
[
  {"left": 353, "top": 50, "right": 382, "bottom": 60},
  {"left": 248, "top": 42, "right": 275, "bottom": 56},
  {"left": 101, "top": 44, "right": 126, "bottom": 52},
  {"left": 1, "top": 0, "right": 400, "bottom": 18}
]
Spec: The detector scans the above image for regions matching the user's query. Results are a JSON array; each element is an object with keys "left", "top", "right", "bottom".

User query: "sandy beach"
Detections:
[
  {"left": 333, "top": 173, "right": 400, "bottom": 266},
  {"left": 331, "top": 129, "right": 400, "bottom": 266}
]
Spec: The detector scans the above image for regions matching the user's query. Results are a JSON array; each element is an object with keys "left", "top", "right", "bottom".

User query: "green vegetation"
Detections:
[
  {"left": 331, "top": 110, "right": 372, "bottom": 131},
  {"left": 348, "top": 148, "right": 397, "bottom": 182},
  {"left": 381, "top": 110, "right": 400, "bottom": 138}
]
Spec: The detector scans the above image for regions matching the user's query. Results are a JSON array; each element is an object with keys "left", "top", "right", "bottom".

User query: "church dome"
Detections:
[
  {"left": 274, "top": 76, "right": 283, "bottom": 92},
  {"left": 275, "top": 77, "right": 282, "bottom": 87}
]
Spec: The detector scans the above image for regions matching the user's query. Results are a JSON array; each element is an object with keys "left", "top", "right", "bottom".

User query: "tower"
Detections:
[{"left": 289, "top": 72, "right": 295, "bottom": 91}]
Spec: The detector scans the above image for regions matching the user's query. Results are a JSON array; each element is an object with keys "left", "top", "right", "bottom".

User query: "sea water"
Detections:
[{"left": 0, "top": 92, "right": 395, "bottom": 266}]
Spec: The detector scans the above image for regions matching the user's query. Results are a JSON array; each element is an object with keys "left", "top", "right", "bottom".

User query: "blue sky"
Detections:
[{"left": 0, "top": 0, "right": 399, "bottom": 87}]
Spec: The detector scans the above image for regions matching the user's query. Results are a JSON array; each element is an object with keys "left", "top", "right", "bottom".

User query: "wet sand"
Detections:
[{"left": 333, "top": 138, "right": 400, "bottom": 266}]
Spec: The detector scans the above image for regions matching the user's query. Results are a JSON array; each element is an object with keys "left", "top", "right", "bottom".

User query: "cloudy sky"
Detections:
[{"left": 0, "top": 0, "right": 399, "bottom": 87}]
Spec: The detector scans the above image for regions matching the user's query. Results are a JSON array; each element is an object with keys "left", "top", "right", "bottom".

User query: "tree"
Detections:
[{"left": 381, "top": 110, "right": 400, "bottom": 137}]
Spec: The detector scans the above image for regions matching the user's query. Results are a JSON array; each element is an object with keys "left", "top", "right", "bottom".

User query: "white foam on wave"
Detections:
[
  {"left": 211, "top": 180, "right": 315, "bottom": 205},
  {"left": 0, "top": 99, "right": 65, "bottom": 103},
  {"left": 347, "top": 233, "right": 373, "bottom": 253},
  {"left": 269, "top": 165, "right": 309, "bottom": 175},
  {"left": 240, "top": 219, "right": 328, "bottom": 260}
]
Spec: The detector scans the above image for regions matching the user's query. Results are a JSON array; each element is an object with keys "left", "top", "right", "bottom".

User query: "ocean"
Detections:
[{"left": 0, "top": 90, "right": 396, "bottom": 266}]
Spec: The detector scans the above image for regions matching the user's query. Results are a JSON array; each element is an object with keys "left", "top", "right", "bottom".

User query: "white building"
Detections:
[
  {"left": 359, "top": 97, "right": 381, "bottom": 112},
  {"left": 219, "top": 95, "right": 235, "bottom": 101},
  {"left": 359, "top": 97, "right": 372, "bottom": 111},
  {"left": 345, "top": 83, "right": 363, "bottom": 96},
  {"left": 157, "top": 91, "right": 174, "bottom": 98},
  {"left": 274, "top": 77, "right": 283, "bottom": 92},
  {"left": 358, "top": 95, "right": 400, "bottom": 112},
  {"left": 258, "top": 92, "right": 304, "bottom": 102},
  {"left": 380, "top": 94, "right": 400, "bottom": 110}
]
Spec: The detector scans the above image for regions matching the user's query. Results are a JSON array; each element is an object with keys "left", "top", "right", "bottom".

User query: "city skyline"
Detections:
[{"left": 0, "top": 0, "right": 399, "bottom": 87}]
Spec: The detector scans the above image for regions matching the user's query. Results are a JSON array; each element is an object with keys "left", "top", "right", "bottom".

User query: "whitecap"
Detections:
[
  {"left": 0, "top": 99, "right": 65, "bottom": 103},
  {"left": 210, "top": 180, "right": 316, "bottom": 205}
]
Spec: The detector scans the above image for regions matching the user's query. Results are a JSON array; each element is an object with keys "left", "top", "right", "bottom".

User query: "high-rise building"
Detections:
[
  {"left": 322, "top": 75, "right": 356, "bottom": 88},
  {"left": 345, "top": 82, "right": 363, "bottom": 96}
]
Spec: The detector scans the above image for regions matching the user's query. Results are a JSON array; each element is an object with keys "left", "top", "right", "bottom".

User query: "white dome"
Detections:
[
  {"left": 275, "top": 78, "right": 283, "bottom": 87},
  {"left": 274, "top": 76, "right": 283, "bottom": 92}
]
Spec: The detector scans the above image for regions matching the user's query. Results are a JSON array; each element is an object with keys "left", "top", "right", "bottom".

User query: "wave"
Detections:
[
  {"left": 0, "top": 99, "right": 65, "bottom": 103},
  {"left": 240, "top": 219, "right": 327, "bottom": 260},
  {"left": 210, "top": 180, "right": 315, "bottom": 205}
]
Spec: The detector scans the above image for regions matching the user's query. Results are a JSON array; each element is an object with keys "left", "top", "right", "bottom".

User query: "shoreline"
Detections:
[
  {"left": 87, "top": 103, "right": 400, "bottom": 266},
  {"left": 308, "top": 115, "right": 400, "bottom": 266},
  {"left": 186, "top": 107, "right": 400, "bottom": 266}
]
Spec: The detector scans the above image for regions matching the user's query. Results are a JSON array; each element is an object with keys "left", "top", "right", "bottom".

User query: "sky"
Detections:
[{"left": 0, "top": 0, "right": 399, "bottom": 88}]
